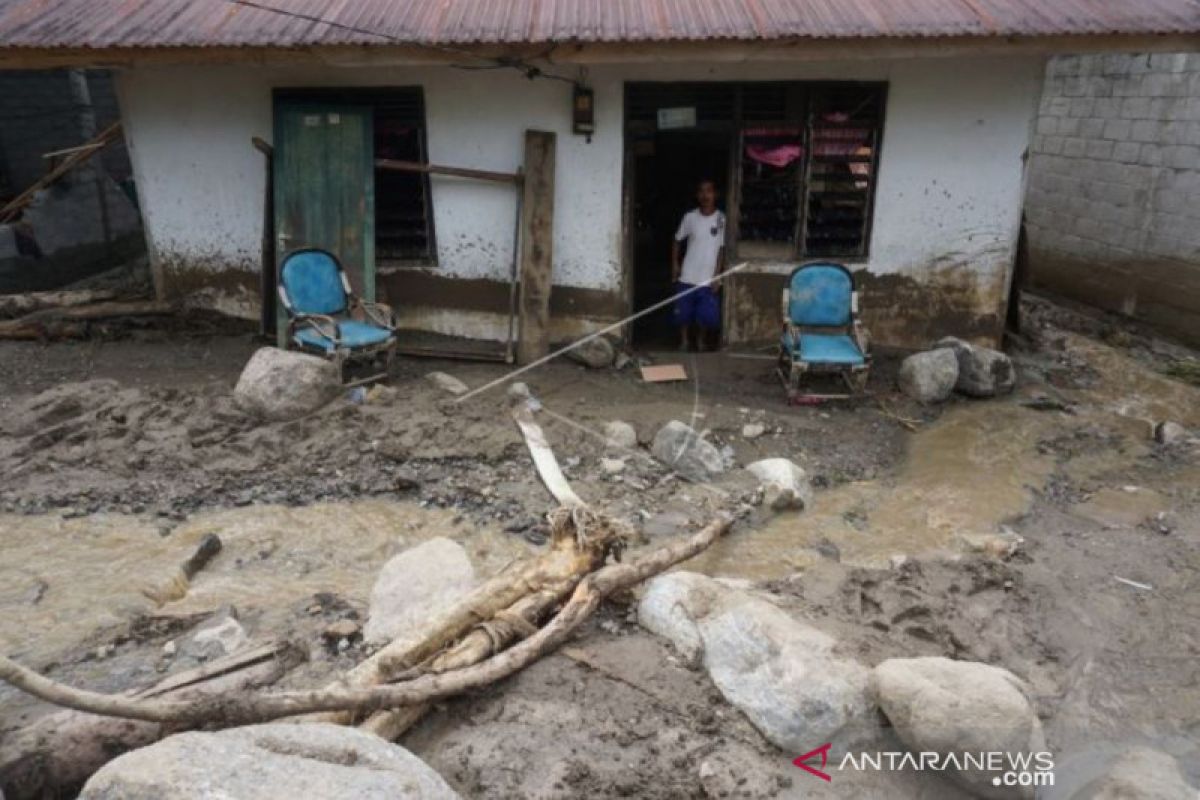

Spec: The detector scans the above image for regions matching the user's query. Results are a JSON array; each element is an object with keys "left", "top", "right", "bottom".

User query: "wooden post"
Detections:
[{"left": 517, "top": 130, "right": 556, "bottom": 365}]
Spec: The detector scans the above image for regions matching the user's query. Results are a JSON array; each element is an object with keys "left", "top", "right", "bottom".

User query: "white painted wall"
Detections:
[{"left": 117, "top": 55, "right": 1042, "bottom": 331}]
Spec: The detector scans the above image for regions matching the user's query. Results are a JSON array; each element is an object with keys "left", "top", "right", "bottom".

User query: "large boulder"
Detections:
[
  {"left": 233, "top": 347, "right": 342, "bottom": 421},
  {"left": 897, "top": 348, "right": 959, "bottom": 403},
  {"left": 1072, "top": 747, "right": 1194, "bottom": 800},
  {"left": 79, "top": 723, "right": 460, "bottom": 799},
  {"left": 870, "top": 657, "right": 1046, "bottom": 799},
  {"left": 364, "top": 537, "right": 477, "bottom": 645},
  {"left": 639, "top": 572, "right": 872, "bottom": 750},
  {"left": 651, "top": 420, "right": 725, "bottom": 481},
  {"left": 745, "top": 458, "right": 813, "bottom": 511},
  {"left": 935, "top": 337, "right": 1016, "bottom": 398}
]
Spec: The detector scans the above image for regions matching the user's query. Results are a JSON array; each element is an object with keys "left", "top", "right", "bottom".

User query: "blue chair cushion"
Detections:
[
  {"left": 294, "top": 319, "right": 394, "bottom": 353},
  {"left": 788, "top": 264, "right": 852, "bottom": 327},
  {"left": 281, "top": 250, "right": 347, "bottom": 316},
  {"left": 782, "top": 331, "right": 865, "bottom": 366}
]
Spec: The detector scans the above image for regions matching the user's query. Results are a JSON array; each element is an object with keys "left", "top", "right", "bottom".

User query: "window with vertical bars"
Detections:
[{"left": 274, "top": 87, "right": 435, "bottom": 263}]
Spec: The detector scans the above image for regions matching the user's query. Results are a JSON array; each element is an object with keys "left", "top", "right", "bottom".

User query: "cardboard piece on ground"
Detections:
[{"left": 641, "top": 364, "right": 688, "bottom": 383}]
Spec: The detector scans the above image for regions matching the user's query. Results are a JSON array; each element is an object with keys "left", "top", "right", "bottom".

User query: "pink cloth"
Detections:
[{"left": 745, "top": 142, "right": 803, "bottom": 168}]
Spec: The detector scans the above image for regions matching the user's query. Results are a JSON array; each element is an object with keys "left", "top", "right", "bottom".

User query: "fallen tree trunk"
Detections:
[
  {"left": 0, "top": 300, "right": 172, "bottom": 340},
  {"left": 0, "top": 289, "right": 118, "bottom": 319},
  {"left": 0, "top": 516, "right": 731, "bottom": 728},
  {"left": 0, "top": 640, "right": 304, "bottom": 800}
]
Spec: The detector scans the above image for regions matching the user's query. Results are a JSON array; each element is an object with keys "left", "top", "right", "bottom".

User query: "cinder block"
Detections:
[
  {"left": 1148, "top": 53, "right": 1189, "bottom": 73},
  {"left": 1184, "top": 122, "right": 1200, "bottom": 147},
  {"left": 1162, "top": 121, "right": 1185, "bottom": 145},
  {"left": 1111, "top": 76, "right": 1142, "bottom": 97},
  {"left": 1063, "top": 76, "right": 1088, "bottom": 97},
  {"left": 1140, "top": 143, "right": 1164, "bottom": 166},
  {"left": 1165, "top": 145, "right": 1200, "bottom": 170},
  {"left": 1062, "top": 137, "right": 1088, "bottom": 157},
  {"left": 1037, "top": 116, "right": 1058, "bottom": 135},
  {"left": 1154, "top": 188, "right": 1188, "bottom": 214},
  {"left": 1094, "top": 98, "right": 1122, "bottom": 119},
  {"left": 1079, "top": 118, "right": 1105, "bottom": 138},
  {"left": 1057, "top": 117, "right": 1081, "bottom": 136},
  {"left": 1069, "top": 97, "right": 1096, "bottom": 117},
  {"left": 1103, "top": 118, "right": 1133, "bottom": 140},
  {"left": 1042, "top": 96, "right": 1072, "bottom": 117},
  {"left": 1131, "top": 119, "right": 1162, "bottom": 142},
  {"left": 1113, "top": 141, "right": 1142, "bottom": 163},
  {"left": 1086, "top": 140, "right": 1115, "bottom": 160},
  {"left": 1049, "top": 55, "right": 1082, "bottom": 77},
  {"left": 1120, "top": 97, "right": 1152, "bottom": 119}
]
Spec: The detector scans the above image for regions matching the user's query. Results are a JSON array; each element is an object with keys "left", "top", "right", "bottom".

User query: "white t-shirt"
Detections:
[{"left": 674, "top": 208, "right": 726, "bottom": 285}]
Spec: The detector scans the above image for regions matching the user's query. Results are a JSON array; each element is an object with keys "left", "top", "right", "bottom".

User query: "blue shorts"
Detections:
[{"left": 673, "top": 282, "right": 720, "bottom": 329}]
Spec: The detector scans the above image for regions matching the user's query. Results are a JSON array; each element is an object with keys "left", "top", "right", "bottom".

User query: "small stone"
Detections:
[
  {"left": 506, "top": 382, "right": 532, "bottom": 400},
  {"left": 600, "top": 457, "right": 626, "bottom": 475},
  {"left": 162, "top": 640, "right": 177, "bottom": 657},
  {"left": 741, "top": 423, "right": 766, "bottom": 440},
  {"left": 604, "top": 420, "right": 638, "bottom": 451},
  {"left": 651, "top": 421, "right": 725, "bottom": 481},
  {"left": 957, "top": 530, "right": 1023, "bottom": 558},
  {"left": 322, "top": 620, "right": 361, "bottom": 641},
  {"left": 565, "top": 336, "right": 616, "bottom": 369},
  {"left": 746, "top": 458, "right": 813, "bottom": 511},
  {"left": 425, "top": 371, "right": 469, "bottom": 396},
  {"left": 95, "top": 644, "right": 115, "bottom": 659},
  {"left": 1154, "top": 420, "right": 1186, "bottom": 445}
]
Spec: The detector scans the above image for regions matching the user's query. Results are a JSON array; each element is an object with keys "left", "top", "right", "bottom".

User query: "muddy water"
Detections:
[
  {"left": 690, "top": 403, "right": 1059, "bottom": 576},
  {"left": 690, "top": 334, "right": 1200, "bottom": 578},
  {"left": 0, "top": 501, "right": 528, "bottom": 664}
]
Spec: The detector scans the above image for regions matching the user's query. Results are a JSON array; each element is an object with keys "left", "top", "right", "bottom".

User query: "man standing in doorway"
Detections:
[{"left": 671, "top": 178, "right": 726, "bottom": 352}]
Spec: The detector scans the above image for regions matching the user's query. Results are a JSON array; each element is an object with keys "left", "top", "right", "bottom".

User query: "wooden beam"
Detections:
[
  {"left": 375, "top": 158, "right": 521, "bottom": 185},
  {"left": 516, "top": 130, "right": 556, "bottom": 366}
]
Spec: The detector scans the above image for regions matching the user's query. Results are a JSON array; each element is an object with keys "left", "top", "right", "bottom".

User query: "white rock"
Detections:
[
  {"left": 426, "top": 371, "right": 469, "bottom": 396},
  {"left": 182, "top": 614, "right": 248, "bottom": 661},
  {"left": 79, "top": 723, "right": 460, "bottom": 799},
  {"left": 364, "top": 538, "right": 477, "bottom": 645},
  {"left": 897, "top": 348, "right": 960, "bottom": 403},
  {"left": 604, "top": 420, "right": 638, "bottom": 451},
  {"left": 871, "top": 657, "right": 1046, "bottom": 799},
  {"left": 1154, "top": 421, "right": 1186, "bottom": 445},
  {"left": 639, "top": 572, "right": 872, "bottom": 750},
  {"left": 746, "top": 458, "right": 813, "bottom": 511},
  {"left": 651, "top": 420, "right": 725, "bottom": 481},
  {"left": 741, "top": 423, "right": 766, "bottom": 440},
  {"left": 935, "top": 337, "right": 1016, "bottom": 398},
  {"left": 233, "top": 347, "right": 342, "bottom": 421},
  {"left": 600, "top": 457, "right": 626, "bottom": 475},
  {"left": 565, "top": 336, "right": 615, "bottom": 369},
  {"left": 1073, "top": 747, "right": 1195, "bottom": 800}
]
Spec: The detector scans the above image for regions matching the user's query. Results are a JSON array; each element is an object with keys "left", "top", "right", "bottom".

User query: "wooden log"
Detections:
[
  {"left": 0, "top": 640, "right": 304, "bottom": 800},
  {"left": 0, "top": 289, "right": 117, "bottom": 319},
  {"left": 375, "top": 158, "right": 521, "bottom": 185},
  {"left": 0, "top": 122, "right": 121, "bottom": 223},
  {"left": 0, "top": 300, "right": 172, "bottom": 340},
  {"left": 516, "top": 130, "right": 555, "bottom": 365}
]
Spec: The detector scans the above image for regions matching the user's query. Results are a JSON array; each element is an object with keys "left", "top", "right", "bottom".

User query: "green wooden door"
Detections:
[{"left": 273, "top": 104, "right": 375, "bottom": 344}]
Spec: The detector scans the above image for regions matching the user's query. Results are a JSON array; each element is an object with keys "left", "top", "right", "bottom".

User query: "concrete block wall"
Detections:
[
  {"left": 1024, "top": 53, "right": 1200, "bottom": 345},
  {"left": 0, "top": 69, "right": 131, "bottom": 197}
]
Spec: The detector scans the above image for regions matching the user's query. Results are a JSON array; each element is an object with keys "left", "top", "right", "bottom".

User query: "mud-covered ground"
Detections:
[{"left": 1, "top": 293, "right": 1199, "bottom": 798}]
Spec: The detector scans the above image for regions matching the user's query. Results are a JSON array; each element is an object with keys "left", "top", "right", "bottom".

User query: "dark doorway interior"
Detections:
[{"left": 631, "top": 129, "right": 730, "bottom": 347}]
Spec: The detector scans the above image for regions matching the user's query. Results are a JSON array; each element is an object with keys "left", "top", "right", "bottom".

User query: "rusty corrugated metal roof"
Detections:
[{"left": 0, "top": 0, "right": 1196, "bottom": 49}]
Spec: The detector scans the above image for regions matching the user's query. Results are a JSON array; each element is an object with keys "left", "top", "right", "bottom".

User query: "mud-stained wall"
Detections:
[
  {"left": 116, "top": 55, "right": 1041, "bottom": 343},
  {"left": 1024, "top": 53, "right": 1200, "bottom": 346}
]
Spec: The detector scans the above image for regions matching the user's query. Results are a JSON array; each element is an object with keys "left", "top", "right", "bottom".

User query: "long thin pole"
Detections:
[{"left": 455, "top": 262, "right": 751, "bottom": 403}]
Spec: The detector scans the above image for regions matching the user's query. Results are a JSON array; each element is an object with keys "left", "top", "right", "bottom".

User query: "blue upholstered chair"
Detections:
[
  {"left": 778, "top": 262, "right": 870, "bottom": 395},
  {"left": 277, "top": 248, "right": 396, "bottom": 378}
]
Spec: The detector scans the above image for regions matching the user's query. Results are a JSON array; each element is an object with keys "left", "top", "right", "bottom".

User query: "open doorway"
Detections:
[{"left": 630, "top": 129, "right": 731, "bottom": 348}]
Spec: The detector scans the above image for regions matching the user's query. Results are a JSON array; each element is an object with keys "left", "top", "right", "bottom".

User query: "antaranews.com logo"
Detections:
[{"left": 794, "top": 743, "right": 1055, "bottom": 789}]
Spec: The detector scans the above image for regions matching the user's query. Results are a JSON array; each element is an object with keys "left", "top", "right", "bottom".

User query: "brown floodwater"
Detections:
[{"left": 0, "top": 501, "right": 530, "bottom": 665}]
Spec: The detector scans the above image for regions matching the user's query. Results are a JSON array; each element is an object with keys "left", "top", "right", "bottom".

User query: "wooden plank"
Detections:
[
  {"left": 375, "top": 158, "right": 521, "bottom": 185},
  {"left": 516, "top": 130, "right": 556, "bottom": 366},
  {"left": 252, "top": 137, "right": 275, "bottom": 336},
  {"left": 640, "top": 364, "right": 688, "bottom": 383},
  {"left": 0, "top": 122, "right": 121, "bottom": 222}
]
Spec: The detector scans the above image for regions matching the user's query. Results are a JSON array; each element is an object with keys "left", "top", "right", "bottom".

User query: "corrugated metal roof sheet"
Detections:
[{"left": 0, "top": 0, "right": 1196, "bottom": 49}]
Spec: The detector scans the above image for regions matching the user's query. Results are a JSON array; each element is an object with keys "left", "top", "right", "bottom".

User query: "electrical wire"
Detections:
[{"left": 223, "top": 0, "right": 582, "bottom": 86}]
